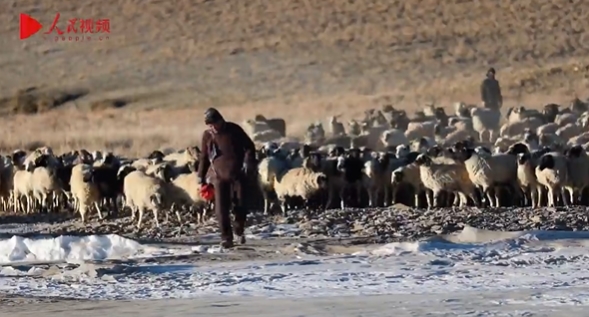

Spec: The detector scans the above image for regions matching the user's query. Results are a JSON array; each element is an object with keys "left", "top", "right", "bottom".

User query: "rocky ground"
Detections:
[{"left": 1, "top": 205, "right": 587, "bottom": 246}]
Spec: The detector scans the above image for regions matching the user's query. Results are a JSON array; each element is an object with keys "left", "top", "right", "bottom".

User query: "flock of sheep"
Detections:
[
  {"left": 3, "top": 98, "right": 589, "bottom": 230},
  {"left": 253, "top": 98, "right": 589, "bottom": 214}
]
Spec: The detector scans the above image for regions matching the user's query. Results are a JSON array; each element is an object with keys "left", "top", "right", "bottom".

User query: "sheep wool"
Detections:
[
  {"left": 257, "top": 155, "right": 291, "bottom": 215},
  {"left": 535, "top": 152, "right": 569, "bottom": 207},
  {"left": 391, "top": 163, "right": 423, "bottom": 207},
  {"left": 70, "top": 164, "right": 101, "bottom": 222},
  {"left": 462, "top": 151, "right": 519, "bottom": 208},
  {"left": 415, "top": 154, "right": 478, "bottom": 208},
  {"left": 517, "top": 153, "right": 541, "bottom": 208},
  {"left": 564, "top": 146, "right": 589, "bottom": 204},
  {"left": 123, "top": 170, "right": 166, "bottom": 229},
  {"left": 12, "top": 169, "right": 33, "bottom": 214},
  {"left": 273, "top": 167, "right": 328, "bottom": 215},
  {"left": 167, "top": 172, "right": 209, "bottom": 224}
]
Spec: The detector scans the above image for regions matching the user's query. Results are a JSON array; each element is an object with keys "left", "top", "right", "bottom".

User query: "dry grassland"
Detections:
[{"left": 1, "top": 0, "right": 589, "bottom": 156}]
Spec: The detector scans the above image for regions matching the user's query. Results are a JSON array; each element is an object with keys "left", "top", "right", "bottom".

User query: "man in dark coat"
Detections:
[
  {"left": 480, "top": 67, "right": 503, "bottom": 109},
  {"left": 197, "top": 108, "right": 257, "bottom": 248}
]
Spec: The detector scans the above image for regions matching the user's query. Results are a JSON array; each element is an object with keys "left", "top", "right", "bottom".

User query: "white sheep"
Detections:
[
  {"left": 391, "top": 163, "right": 424, "bottom": 207},
  {"left": 31, "top": 159, "right": 63, "bottom": 212},
  {"left": 328, "top": 116, "right": 346, "bottom": 136},
  {"left": 470, "top": 107, "right": 501, "bottom": 143},
  {"left": 434, "top": 124, "right": 475, "bottom": 147},
  {"left": 500, "top": 117, "right": 544, "bottom": 138},
  {"left": 555, "top": 112, "right": 577, "bottom": 126},
  {"left": 461, "top": 147, "right": 522, "bottom": 208},
  {"left": 381, "top": 129, "right": 409, "bottom": 148},
  {"left": 516, "top": 152, "right": 542, "bottom": 208},
  {"left": 70, "top": 164, "right": 102, "bottom": 222},
  {"left": 273, "top": 167, "right": 328, "bottom": 216},
  {"left": 414, "top": 154, "right": 479, "bottom": 208},
  {"left": 564, "top": 145, "right": 589, "bottom": 205},
  {"left": 123, "top": 170, "right": 166, "bottom": 229},
  {"left": 536, "top": 123, "right": 559, "bottom": 135},
  {"left": 405, "top": 121, "right": 436, "bottom": 141},
  {"left": 535, "top": 152, "right": 569, "bottom": 207},
  {"left": 555, "top": 123, "right": 583, "bottom": 141},
  {"left": 12, "top": 165, "right": 34, "bottom": 214},
  {"left": 257, "top": 155, "right": 291, "bottom": 215},
  {"left": 167, "top": 171, "right": 209, "bottom": 224},
  {"left": 363, "top": 152, "right": 391, "bottom": 207}
]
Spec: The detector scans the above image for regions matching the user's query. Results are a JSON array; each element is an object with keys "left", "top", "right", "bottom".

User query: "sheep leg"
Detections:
[
  {"left": 493, "top": 187, "right": 502, "bottom": 208},
  {"left": 79, "top": 203, "right": 87, "bottom": 223},
  {"left": 425, "top": 190, "right": 434, "bottom": 209},
  {"left": 479, "top": 131, "right": 486, "bottom": 143},
  {"left": 547, "top": 187, "right": 555, "bottom": 207},
  {"left": 367, "top": 188, "right": 375, "bottom": 208},
  {"left": 176, "top": 207, "right": 183, "bottom": 224},
  {"left": 536, "top": 186, "right": 545, "bottom": 207},
  {"left": 559, "top": 188, "right": 568, "bottom": 207},
  {"left": 262, "top": 191, "right": 271, "bottom": 215},
  {"left": 467, "top": 189, "right": 481, "bottom": 207},
  {"left": 41, "top": 193, "right": 49, "bottom": 213},
  {"left": 433, "top": 190, "right": 443, "bottom": 208},
  {"left": 484, "top": 187, "right": 495, "bottom": 208},
  {"left": 136, "top": 207, "right": 145, "bottom": 229},
  {"left": 383, "top": 185, "right": 390, "bottom": 207},
  {"left": 94, "top": 201, "right": 103, "bottom": 220},
  {"left": 325, "top": 185, "right": 339, "bottom": 210},
  {"left": 195, "top": 208, "right": 202, "bottom": 224},
  {"left": 531, "top": 186, "right": 539, "bottom": 208},
  {"left": 455, "top": 192, "right": 464, "bottom": 207},
  {"left": 567, "top": 187, "right": 575, "bottom": 206},
  {"left": 339, "top": 186, "right": 347, "bottom": 210},
  {"left": 277, "top": 197, "right": 287, "bottom": 217},
  {"left": 12, "top": 193, "right": 19, "bottom": 213},
  {"left": 27, "top": 195, "right": 34, "bottom": 214},
  {"left": 153, "top": 208, "right": 160, "bottom": 228}
]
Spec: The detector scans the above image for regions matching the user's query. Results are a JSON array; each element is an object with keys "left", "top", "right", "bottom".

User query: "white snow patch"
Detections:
[{"left": 0, "top": 234, "right": 192, "bottom": 265}]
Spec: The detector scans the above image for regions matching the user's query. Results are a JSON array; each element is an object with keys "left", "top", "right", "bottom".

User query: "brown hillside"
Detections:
[{"left": 0, "top": 0, "right": 589, "bottom": 155}]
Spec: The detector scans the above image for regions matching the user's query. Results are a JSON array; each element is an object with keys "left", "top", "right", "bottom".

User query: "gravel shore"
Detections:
[{"left": 1, "top": 206, "right": 587, "bottom": 245}]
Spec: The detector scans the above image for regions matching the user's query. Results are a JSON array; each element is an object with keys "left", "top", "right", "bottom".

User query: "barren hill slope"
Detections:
[{"left": 0, "top": 0, "right": 588, "bottom": 154}]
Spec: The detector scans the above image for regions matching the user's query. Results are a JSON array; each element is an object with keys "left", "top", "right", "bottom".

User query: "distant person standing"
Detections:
[{"left": 480, "top": 67, "right": 503, "bottom": 109}]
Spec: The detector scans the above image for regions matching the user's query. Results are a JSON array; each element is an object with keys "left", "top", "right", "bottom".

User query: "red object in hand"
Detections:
[{"left": 200, "top": 184, "right": 215, "bottom": 201}]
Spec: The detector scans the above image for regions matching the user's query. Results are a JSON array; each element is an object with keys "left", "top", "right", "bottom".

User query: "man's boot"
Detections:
[{"left": 220, "top": 240, "right": 234, "bottom": 249}]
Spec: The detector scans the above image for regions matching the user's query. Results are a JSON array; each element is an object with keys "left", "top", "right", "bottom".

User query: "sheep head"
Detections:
[
  {"left": 301, "top": 144, "right": 312, "bottom": 158},
  {"left": 395, "top": 144, "right": 410, "bottom": 159},
  {"left": 254, "top": 114, "right": 267, "bottom": 121},
  {"left": 517, "top": 152, "right": 530, "bottom": 165},
  {"left": 392, "top": 169, "right": 404, "bottom": 184},
  {"left": 414, "top": 154, "right": 432, "bottom": 166},
  {"left": 117, "top": 165, "right": 136, "bottom": 180},
  {"left": 566, "top": 145, "right": 585, "bottom": 158},
  {"left": 507, "top": 142, "right": 529, "bottom": 155},
  {"left": 538, "top": 154, "right": 555, "bottom": 171},
  {"left": 154, "top": 163, "right": 174, "bottom": 182},
  {"left": 148, "top": 150, "right": 165, "bottom": 160},
  {"left": 315, "top": 173, "right": 328, "bottom": 189},
  {"left": 426, "top": 145, "right": 443, "bottom": 157},
  {"left": 382, "top": 104, "right": 394, "bottom": 113}
]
